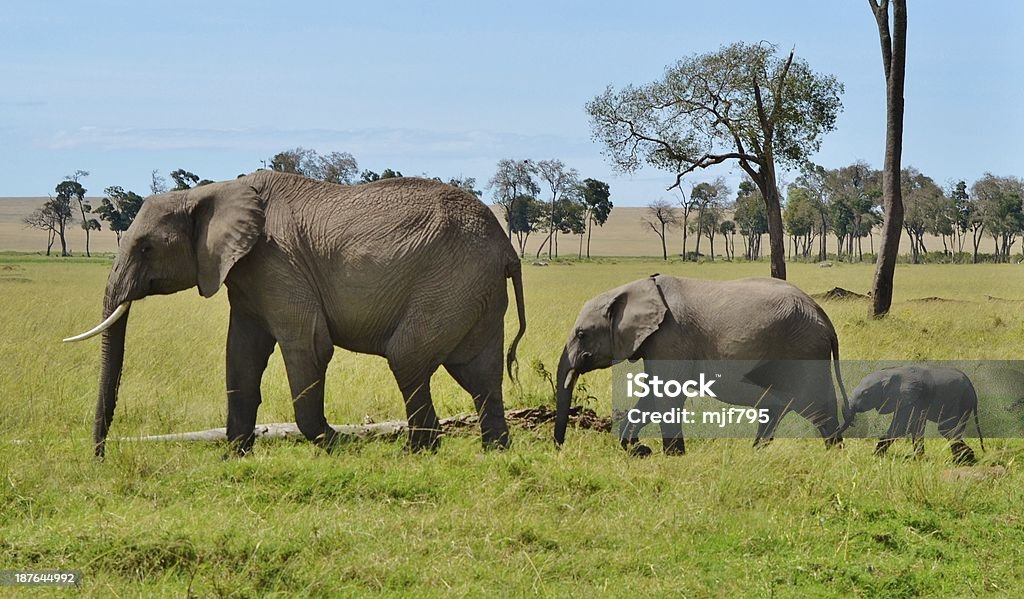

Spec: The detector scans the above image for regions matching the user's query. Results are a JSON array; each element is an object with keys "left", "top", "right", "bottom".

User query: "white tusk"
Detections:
[
  {"left": 63, "top": 303, "right": 130, "bottom": 342},
  {"left": 563, "top": 369, "right": 576, "bottom": 389}
]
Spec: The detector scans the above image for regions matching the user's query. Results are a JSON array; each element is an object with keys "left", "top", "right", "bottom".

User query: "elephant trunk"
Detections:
[
  {"left": 94, "top": 295, "right": 131, "bottom": 458},
  {"left": 554, "top": 346, "right": 578, "bottom": 446},
  {"left": 836, "top": 403, "right": 855, "bottom": 438}
]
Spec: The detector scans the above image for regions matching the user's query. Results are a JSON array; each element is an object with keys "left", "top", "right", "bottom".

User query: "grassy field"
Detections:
[{"left": 2, "top": 256, "right": 1024, "bottom": 596}]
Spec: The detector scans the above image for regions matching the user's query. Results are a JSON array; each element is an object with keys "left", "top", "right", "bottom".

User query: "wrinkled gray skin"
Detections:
[
  {"left": 91, "top": 171, "right": 526, "bottom": 457},
  {"left": 835, "top": 365, "right": 984, "bottom": 464},
  {"left": 554, "top": 275, "right": 848, "bottom": 455}
]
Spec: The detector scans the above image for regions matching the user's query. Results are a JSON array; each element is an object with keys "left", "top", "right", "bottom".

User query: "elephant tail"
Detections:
[
  {"left": 830, "top": 329, "right": 851, "bottom": 437},
  {"left": 974, "top": 406, "right": 986, "bottom": 453},
  {"left": 506, "top": 258, "right": 527, "bottom": 383}
]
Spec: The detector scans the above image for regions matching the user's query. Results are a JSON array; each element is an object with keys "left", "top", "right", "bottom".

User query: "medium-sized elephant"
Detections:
[
  {"left": 554, "top": 274, "right": 850, "bottom": 455},
  {"left": 836, "top": 365, "right": 985, "bottom": 464}
]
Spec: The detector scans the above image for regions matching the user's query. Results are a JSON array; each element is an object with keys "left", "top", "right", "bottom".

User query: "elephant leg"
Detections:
[
  {"left": 657, "top": 395, "right": 685, "bottom": 456},
  {"left": 387, "top": 324, "right": 444, "bottom": 451},
  {"left": 938, "top": 411, "right": 976, "bottom": 465},
  {"left": 390, "top": 363, "right": 441, "bottom": 452},
  {"left": 910, "top": 408, "right": 928, "bottom": 459},
  {"left": 618, "top": 392, "right": 656, "bottom": 457},
  {"left": 225, "top": 309, "right": 276, "bottom": 456},
  {"left": 445, "top": 341, "right": 510, "bottom": 450},
  {"left": 279, "top": 316, "right": 337, "bottom": 449},
  {"left": 875, "top": 407, "right": 913, "bottom": 457},
  {"left": 753, "top": 403, "right": 787, "bottom": 449}
]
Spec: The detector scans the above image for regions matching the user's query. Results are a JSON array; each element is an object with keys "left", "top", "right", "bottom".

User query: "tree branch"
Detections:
[{"left": 870, "top": 0, "right": 893, "bottom": 80}]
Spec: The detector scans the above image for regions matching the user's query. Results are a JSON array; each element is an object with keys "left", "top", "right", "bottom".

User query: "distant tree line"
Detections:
[
  {"left": 23, "top": 149, "right": 485, "bottom": 256},
  {"left": 639, "top": 164, "right": 1023, "bottom": 265}
]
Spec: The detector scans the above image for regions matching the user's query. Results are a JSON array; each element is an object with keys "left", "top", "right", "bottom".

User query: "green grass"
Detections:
[{"left": 2, "top": 256, "right": 1024, "bottom": 596}]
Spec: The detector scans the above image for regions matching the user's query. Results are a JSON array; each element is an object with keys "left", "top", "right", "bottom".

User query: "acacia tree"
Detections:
[
  {"left": 644, "top": 200, "right": 680, "bottom": 261},
  {"left": 587, "top": 41, "right": 843, "bottom": 280},
  {"left": 579, "top": 178, "right": 613, "bottom": 259},
  {"left": 508, "top": 195, "right": 545, "bottom": 256},
  {"left": 24, "top": 195, "right": 74, "bottom": 256},
  {"left": 688, "top": 179, "right": 728, "bottom": 259},
  {"left": 96, "top": 186, "right": 145, "bottom": 246},
  {"left": 795, "top": 164, "right": 832, "bottom": 261},
  {"left": 58, "top": 170, "right": 99, "bottom": 257},
  {"left": 271, "top": 148, "right": 359, "bottom": 184},
  {"left": 869, "top": 0, "right": 908, "bottom": 316},
  {"left": 719, "top": 220, "right": 737, "bottom": 260},
  {"left": 488, "top": 159, "right": 538, "bottom": 247},
  {"left": 735, "top": 182, "right": 768, "bottom": 260},
  {"left": 534, "top": 159, "right": 580, "bottom": 259}
]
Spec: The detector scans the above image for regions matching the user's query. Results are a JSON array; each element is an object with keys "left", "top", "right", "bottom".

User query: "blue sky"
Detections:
[{"left": 1, "top": 1, "right": 1021, "bottom": 203}]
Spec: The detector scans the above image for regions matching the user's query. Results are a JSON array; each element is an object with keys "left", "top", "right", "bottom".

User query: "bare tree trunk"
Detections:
[
  {"left": 586, "top": 212, "right": 593, "bottom": 259},
  {"left": 870, "top": 0, "right": 908, "bottom": 317}
]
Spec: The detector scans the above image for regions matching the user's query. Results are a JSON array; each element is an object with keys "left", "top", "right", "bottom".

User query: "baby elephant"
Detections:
[{"left": 837, "top": 365, "right": 985, "bottom": 464}]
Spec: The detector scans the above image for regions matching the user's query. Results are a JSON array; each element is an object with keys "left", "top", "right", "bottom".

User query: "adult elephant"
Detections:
[
  {"left": 65, "top": 171, "right": 526, "bottom": 457},
  {"left": 554, "top": 275, "right": 848, "bottom": 455}
]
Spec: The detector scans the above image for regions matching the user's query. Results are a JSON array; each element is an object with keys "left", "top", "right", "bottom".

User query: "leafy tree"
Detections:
[
  {"left": 868, "top": 0, "right": 908, "bottom": 317},
  {"left": 271, "top": 147, "right": 359, "bottom": 184},
  {"left": 949, "top": 180, "right": 971, "bottom": 257},
  {"left": 643, "top": 200, "right": 680, "bottom": 261},
  {"left": 587, "top": 41, "right": 843, "bottom": 280},
  {"left": 170, "top": 169, "right": 200, "bottom": 190},
  {"left": 96, "top": 186, "right": 145, "bottom": 246},
  {"left": 534, "top": 159, "right": 579, "bottom": 259},
  {"left": 794, "top": 164, "right": 832, "bottom": 260},
  {"left": 826, "top": 162, "right": 880, "bottom": 261},
  {"left": 688, "top": 179, "right": 728, "bottom": 260},
  {"left": 446, "top": 176, "right": 482, "bottom": 197},
  {"left": 689, "top": 201, "right": 723, "bottom": 260},
  {"left": 734, "top": 182, "right": 768, "bottom": 260},
  {"left": 973, "top": 174, "right": 1024, "bottom": 262},
  {"left": 784, "top": 186, "right": 818, "bottom": 259},
  {"left": 58, "top": 170, "right": 100, "bottom": 257},
  {"left": 579, "top": 178, "right": 612, "bottom": 259},
  {"left": 508, "top": 194, "right": 545, "bottom": 256},
  {"left": 719, "top": 220, "right": 737, "bottom": 260},
  {"left": 488, "top": 159, "right": 539, "bottom": 245}
]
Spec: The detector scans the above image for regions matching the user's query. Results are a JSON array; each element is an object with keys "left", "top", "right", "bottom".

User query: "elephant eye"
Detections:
[
  {"left": 139, "top": 245, "right": 152, "bottom": 255},
  {"left": 576, "top": 329, "right": 585, "bottom": 339}
]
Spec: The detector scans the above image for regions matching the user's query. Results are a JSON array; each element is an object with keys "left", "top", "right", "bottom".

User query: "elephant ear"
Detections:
[
  {"left": 606, "top": 278, "right": 668, "bottom": 360},
  {"left": 188, "top": 181, "right": 265, "bottom": 298},
  {"left": 877, "top": 372, "right": 900, "bottom": 414}
]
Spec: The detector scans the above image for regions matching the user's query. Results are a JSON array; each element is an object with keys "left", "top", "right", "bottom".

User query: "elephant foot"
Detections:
[
  {"left": 481, "top": 435, "right": 511, "bottom": 452},
  {"left": 663, "top": 438, "right": 686, "bottom": 456},
  {"left": 620, "top": 437, "right": 652, "bottom": 457},
  {"left": 628, "top": 444, "right": 653, "bottom": 458},
  {"left": 405, "top": 428, "right": 441, "bottom": 453},
  {"left": 480, "top": 425, "right": 511, "bottom": 451},
  {"left": 825, "top": 435, "right": 844, "bottom": 450},
  {"left": 312, "top": 427, "right": 342, "bottom": 454},
  {"left": 873, "top": 439, "right": 894, "bottom": 457},
  {"left": 950, "top": 441, "right": 976, "bottom": 465}
]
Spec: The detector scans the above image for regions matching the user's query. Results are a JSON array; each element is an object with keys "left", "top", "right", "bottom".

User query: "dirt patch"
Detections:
[
  {"left": 910, "top": 296, "right": 969, "bottom": 304},
  {"left": 985, "top": 295, "right": 1024, "bottom": 303},
  {"left": 813, "top": 287, "right": 868, "bottom": 301},
  {"left": 941, "top": 465, "right": 1007, "bottom": 482}
]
